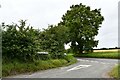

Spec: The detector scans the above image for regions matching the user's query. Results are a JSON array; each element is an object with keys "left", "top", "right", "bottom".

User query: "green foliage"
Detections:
[
  {"left": 2, "top": 20, "right": 68, "bottom": 62},
  {"left": 60, "top": 3, "right": 104, "bottom": 54},
  {"left": 39, "top": 25, "right": 68, "bottom": 59},
  {"left": 2, "top": 58, "right": 77, "bottom": 77},
  {"left": 36, "top": 54, "right": 51, "bottom": 60},
  {"left": 2, "top": 20, "right": 39, "bottom": 62},
  {"left": 66, "top": 48, "right": 75, "bottom": 54},
  {"left": 64, "top": 54, "right": 77, "bottom": 62},
  {"left": 75, "top": 52, "right": 119, "bottom": 59}
]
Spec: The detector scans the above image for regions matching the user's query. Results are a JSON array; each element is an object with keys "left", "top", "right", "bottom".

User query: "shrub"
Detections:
[{"left": 2, "top": 20, "right": 39, "bottom": 62}]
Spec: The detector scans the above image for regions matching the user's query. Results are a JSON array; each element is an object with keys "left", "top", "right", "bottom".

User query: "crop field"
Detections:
[
  {"left": 75, "top": 49, "right": 120, "bottom": 59},
  {"left": 93, "top": 49, "right": 119, "bottom": 52}
]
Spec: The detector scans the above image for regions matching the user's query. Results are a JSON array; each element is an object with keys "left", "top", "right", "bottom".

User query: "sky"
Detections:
[{"left": 0, "top": 0, "right": 119, "bottom": 49}]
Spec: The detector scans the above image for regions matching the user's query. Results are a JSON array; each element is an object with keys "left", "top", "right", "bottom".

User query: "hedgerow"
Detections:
[{"left": 2, "top": 20, "right": 68, "bottom": 62}]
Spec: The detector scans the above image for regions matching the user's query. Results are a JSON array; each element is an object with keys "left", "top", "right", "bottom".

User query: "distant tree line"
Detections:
[{"left": 93, "top": 47, "right": 120, "bottom": 50}]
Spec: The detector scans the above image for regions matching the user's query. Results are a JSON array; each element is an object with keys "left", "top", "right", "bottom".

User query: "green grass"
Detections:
[
  {"left": 64, "top": 54, "right": 77, "bottom": 65},
  {"left": 75, "top": 52, "right": 119, "bottom": 59},
  {"left": 0, "top": 63, "right": 1, "bottom": 78},
  {"left": 2, "top": 55, "right": 77, "bottom": 77},
  {"left": 108, "top": 64, "right": 120, "bottom": 79}
]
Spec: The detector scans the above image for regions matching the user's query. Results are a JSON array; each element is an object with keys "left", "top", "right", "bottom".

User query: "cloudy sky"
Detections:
[{"left": 0, "top": 0, "right": 119, "bottom": 49}]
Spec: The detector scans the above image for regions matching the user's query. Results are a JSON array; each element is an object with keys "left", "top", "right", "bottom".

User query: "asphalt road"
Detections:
[{"left": 8, "top": 58, "right": 118, "bottom": 78}]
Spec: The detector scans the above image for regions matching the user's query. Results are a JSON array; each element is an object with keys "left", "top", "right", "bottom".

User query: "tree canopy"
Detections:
[
  {"left": 60, "top": 3, "right": 104, "bottom": 54},
  {"left": 39, "top": 25, "right": 68, "bottom": 58}
]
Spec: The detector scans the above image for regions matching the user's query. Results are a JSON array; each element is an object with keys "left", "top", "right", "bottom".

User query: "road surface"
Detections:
[{"left": 7, "top": 58, "right": 118, "bottom": 78}]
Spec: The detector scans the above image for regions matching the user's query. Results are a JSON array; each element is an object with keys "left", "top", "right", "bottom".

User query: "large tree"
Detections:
[{"left": 60, "top": 3, "right": 104, "bottom": 54}]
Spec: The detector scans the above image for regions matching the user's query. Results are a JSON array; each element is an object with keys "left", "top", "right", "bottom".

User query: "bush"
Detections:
[
  {"left": 2, "top": 20, "right": 39, "bottom": 62},
  {"left": 2, "top": 20, "right": 69, "bottom": 62},
  {"left": 64, "top": 54, "right": 77, "bottom": 63},
  {"left": 38, "top": 25, "right": 67, "bottom": 59}
]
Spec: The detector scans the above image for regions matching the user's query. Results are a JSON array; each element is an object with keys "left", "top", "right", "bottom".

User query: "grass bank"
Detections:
[
  {"left": 108, "top": 64, "right": 120, "bottom": 79},
  {"left": 75, "top": 52, "right": 119, "bottom": 59},
  {"left": 2, "top": 55, "right": 77, "bottom": 77}
]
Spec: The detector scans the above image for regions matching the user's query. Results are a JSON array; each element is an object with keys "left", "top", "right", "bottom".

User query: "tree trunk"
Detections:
[
  {"left": 79, "top": 49, "right": 83, "bottom": 54},
  {"left": 78, "top": 44, "right": 83, "bottom": 54}
]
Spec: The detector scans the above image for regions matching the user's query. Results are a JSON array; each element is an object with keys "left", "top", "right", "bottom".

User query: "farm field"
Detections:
[
  {"left": 75, "top": 50, "right": 119, "bottom": 59},
  {"left": 93, "top": 49, "right": 119, "bottom": 52}
]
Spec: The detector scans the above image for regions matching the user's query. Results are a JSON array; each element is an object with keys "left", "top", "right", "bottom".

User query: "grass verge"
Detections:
[
  {"left": 75, "top": 52, "right": 119, "bottom": 59},
  {"left": 108, "top": 64, "right": 120, "bottom": 79},
  {"left": 2, "top": 55, "right": 77, "bottom": 77}
]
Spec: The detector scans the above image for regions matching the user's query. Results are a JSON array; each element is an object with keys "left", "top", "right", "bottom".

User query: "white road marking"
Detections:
[
  {"left": 93, "top": 61, "right": 99, "bottom": 63},
  {"left": 100, "top": 62, "right": 106, "bottom": 64},
  {"left": 77, "top": 59, "right": 112, "bottom": 64},
  {"left": 77, "top": 59, "right": 91, "bottom": 62},
  {"left": 67, "top": 65, "right": 91, "bottom": 71},
  {"left": 60, "top": 67, "right": 69, "bottom": 69}
]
